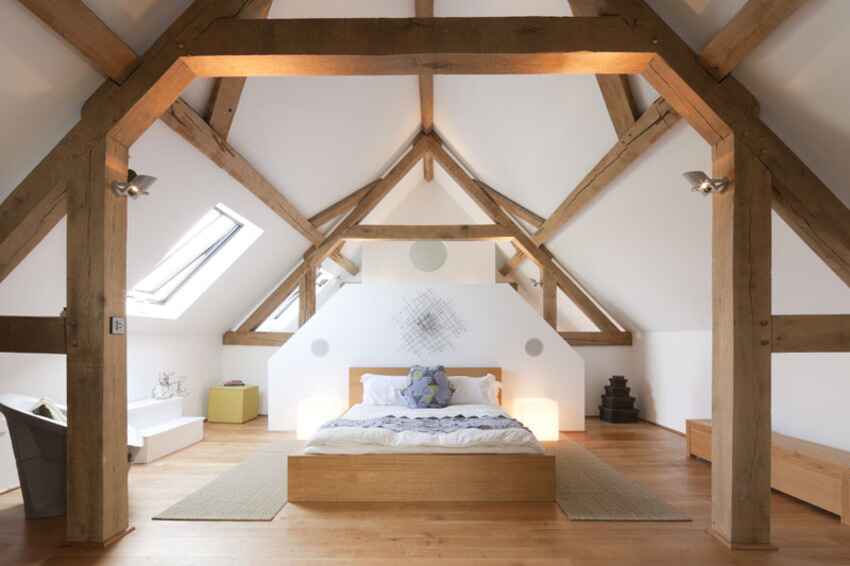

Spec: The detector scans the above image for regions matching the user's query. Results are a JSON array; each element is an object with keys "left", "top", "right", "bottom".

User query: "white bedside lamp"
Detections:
[
  {"left": 296, "top": 396, "right": 346, "bottom": 440},
  {"left": 514, "top": 398, "right": 559, "bottom": 441}
]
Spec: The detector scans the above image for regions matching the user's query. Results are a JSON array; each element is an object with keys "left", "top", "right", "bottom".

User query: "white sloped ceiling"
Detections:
[{"left": 0, "top": 0, "right": 847, "bottom": 336}]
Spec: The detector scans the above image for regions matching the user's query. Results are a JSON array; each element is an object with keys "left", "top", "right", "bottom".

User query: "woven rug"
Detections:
[
  {"left": 555, "top": 439, "right": 690, "bottom": 521},
  {"left": 153, "top": 440, "right": 301, "bottom": 521}
]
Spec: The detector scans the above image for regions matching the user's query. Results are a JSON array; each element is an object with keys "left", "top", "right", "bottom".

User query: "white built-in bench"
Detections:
[
  {"left": 128, "top": 398, "right": 204, "bottom": 464},
  {"left": 686, "top": 419, "right": 850, "bottom": 526}
]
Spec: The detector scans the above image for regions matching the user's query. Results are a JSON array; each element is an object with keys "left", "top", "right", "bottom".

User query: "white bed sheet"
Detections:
[{"left": 303, "top": 403, "right": 544, "bottom": 455}]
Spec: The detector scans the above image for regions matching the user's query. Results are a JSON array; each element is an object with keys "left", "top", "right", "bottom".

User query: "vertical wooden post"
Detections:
[
  {"left": 66, "top": 135, "right": 129, "bottom": 544},
  {"left": 710, "top": 135, "right": 773, "bottom": 549},
  {"left": 299, "top": 266, "right": 317, "bottom": 327},
  {"left": 542, "top": 268, "right": 557, "bottom": 329}
]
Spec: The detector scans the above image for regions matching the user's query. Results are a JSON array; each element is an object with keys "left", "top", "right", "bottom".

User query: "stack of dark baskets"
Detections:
[{"left": 599, "top": 375, "right": 638, "bottom": 423}]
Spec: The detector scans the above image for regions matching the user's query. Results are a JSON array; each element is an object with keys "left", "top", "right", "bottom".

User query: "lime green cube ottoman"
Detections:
[{"left": 207, "top": 385, "right": 259, "bottom": 424}]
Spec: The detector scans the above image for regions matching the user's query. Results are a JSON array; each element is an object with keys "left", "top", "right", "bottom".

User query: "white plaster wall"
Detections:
[
  {"left": 633, "top": 331, "right": 850, "bottom": 453},
  {"left": 268, "top": 284, "right": 585, "bottom": 431},
  {"left": 633, "top": 331, "right": 713, "bottom": 433}
]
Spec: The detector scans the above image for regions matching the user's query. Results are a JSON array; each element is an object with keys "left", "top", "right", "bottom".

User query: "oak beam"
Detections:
[
  {"left": 298, "top": 267, "right": 316, "bottom": 327},
  {"left": 0, "top": 316, "right": 66, "bottom": 354},
  {"left": 184, "top": 17, "right": 655, "bottom": 77},
  {"left": 700, "top": 0, "right": 810, "bottom": 81},
  {"left": 542, "top": 268, "right": 557, "bottom": 329},
  {"left": 560, "top": 331, "right": 633, "bottom": 346},
  {"left": 65, "top": 136, "right": 129, "bottom": 544},
  {"left": 223, "top": 331, "right": 292, "bottom": 347},
  {"left": 567, "top": 1, "right": 638, "bottom": 137},
  {"left": 160, "top": 98, "right": 358, "bottom": 275},
  {"left": 237, "top": 262, "right": 310, "bottom": 333},
  {"left": 343, "top": 224, "right": 514, "bottom": 241},
  {"left": 772, "top": 315, "right": 850, "bottom": 353},
  {"left": 416, "top": 0, "right": 435, "bottom": 181},
  {"left": 206, "top": 0, "right": 273, "bottom": 138},
  {"left": 301, "top": 136, "right": 430, "bottom": 269},
  {"left": 427, "top": 135, "right": 618, "bottom": 332},
  {"left": 710, "top": 135, "right": 773, "bottom": 548},
  {"left": 501, "top": 98, "right": 679, "bottom": 275},
  {"left": 19, "top": 0, "right": 139, "bottom": 83},
  {"left": 536, "top": 98, "right": 678, "bottom": 245},
  {"left": 478, "top": 182, "right": 546, "bottom": 228},
  {"left": 237, "top": 137, "right": 428, "bottom": 335},
  {"left": 308, "top": 182, "right": 377, "bottom": 227}
]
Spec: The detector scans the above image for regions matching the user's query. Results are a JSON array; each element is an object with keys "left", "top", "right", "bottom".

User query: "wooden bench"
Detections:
[{"left": 686, "top": 419, "right": 850, "bottom": 526}]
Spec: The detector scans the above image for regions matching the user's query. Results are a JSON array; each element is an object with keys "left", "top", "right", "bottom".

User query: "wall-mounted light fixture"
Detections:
[
  {"left": 112, "top": 169, "right": 156, "bottom": 199},
  {"left": 683, "top": 171, "right": 730, "bottom": 196}
]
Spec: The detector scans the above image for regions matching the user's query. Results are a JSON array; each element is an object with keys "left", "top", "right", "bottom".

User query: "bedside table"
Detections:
[{"left": 207, "top": 385, "right": 259, "bottom": 424}]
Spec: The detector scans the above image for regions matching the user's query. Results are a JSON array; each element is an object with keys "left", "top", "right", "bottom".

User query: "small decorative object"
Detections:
[
  {"left": 514, "top": 398, "right": 559, "bottom": 441},
  {"left": 395, "top": 289, "right": 467, "bottom": 357},
  {"left": 151, "top": 371, "right": 188, "bottom": 400},
  {"left": 223, "top": 379, "right": 245, "bottom": 387},
  {"left": 598, "top": 375, "right": 638, "bottom": 423},
  {"left": 409, "top": 240, "right": 448, "bottom": 272},
  {"left": 524, "top": 338, "right": 544, "bottom": 357},
  {"left": 402, "top": 365, "right": 454, "bottom": 409},
  {"left": 310, "top": 338, "right": 330, "bottom": 358}
]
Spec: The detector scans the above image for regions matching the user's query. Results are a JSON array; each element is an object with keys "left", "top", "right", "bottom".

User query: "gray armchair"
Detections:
[{"left": 0, "top": 394, "right": 66, "bottom": 518}]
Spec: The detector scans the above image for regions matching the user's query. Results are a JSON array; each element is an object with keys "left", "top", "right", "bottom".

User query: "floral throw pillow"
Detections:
[{"left": 402, "top": 365, "right": 455, "bottom": 408}]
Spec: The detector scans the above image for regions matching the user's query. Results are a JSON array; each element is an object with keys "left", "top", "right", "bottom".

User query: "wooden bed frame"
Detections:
[{"left": 287, "top": 367, "right": 556, "bottom": 503}]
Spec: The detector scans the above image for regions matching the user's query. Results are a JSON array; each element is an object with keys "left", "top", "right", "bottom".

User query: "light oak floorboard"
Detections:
[{"left": 1, "top": 418, "right": 849, "bottom": 564}]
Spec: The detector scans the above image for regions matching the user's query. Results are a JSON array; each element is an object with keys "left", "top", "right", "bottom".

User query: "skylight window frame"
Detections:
[{"left": 127, "top": 203, "right": 262, "bottom": 320}]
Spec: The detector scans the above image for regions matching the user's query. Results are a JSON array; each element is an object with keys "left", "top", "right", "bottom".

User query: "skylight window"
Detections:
[{"left": 128, "top": 204, "right": 262, "bottom": 319}]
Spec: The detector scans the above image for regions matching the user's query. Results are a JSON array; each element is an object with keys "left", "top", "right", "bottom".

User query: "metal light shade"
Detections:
[
  {"left": 683, "top": 170, "right": 729, "bottom": 195},
  {"left": 112, "top": 170, "right": 156, "bottom": 199}
]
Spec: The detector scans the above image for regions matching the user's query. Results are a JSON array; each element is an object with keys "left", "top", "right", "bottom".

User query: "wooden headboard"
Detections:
[{"left": 349, "top": 367, "right": 502, "bottom": 408}]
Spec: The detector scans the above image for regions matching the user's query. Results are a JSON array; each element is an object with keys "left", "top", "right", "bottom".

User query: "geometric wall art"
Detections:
[{"left": 394, "top": 288, "right": 467, "bottom": 357}]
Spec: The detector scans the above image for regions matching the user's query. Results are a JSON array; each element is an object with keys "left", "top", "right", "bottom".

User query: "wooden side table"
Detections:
[{"left": 207, "top": 385, "right": 259, "bottom": 424}]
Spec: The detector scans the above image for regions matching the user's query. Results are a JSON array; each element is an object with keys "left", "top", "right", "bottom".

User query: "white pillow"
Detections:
[
  {"left": 448, "top": 374, "right": 500, "bottom": 406},
  {"left": 360, "top": 374, "right": 410, "bottom": 406}
]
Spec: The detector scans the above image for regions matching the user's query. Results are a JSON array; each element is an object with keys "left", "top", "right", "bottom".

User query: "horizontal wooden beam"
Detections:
[
  {"left": 223, "top": 331, "right": 292, "bottom": 347},
  {"left": 772, "top": 315, "right": 850, "bottom": 353},
  {"left": 344, "top": 224, "right": 514, "bottom": 241},
  {"left": 185, "top": 17, "right": 655, "bottom": 77},
  {"left": 699, "top": 0, "right": 810, "bottom": 81},
  {"left": 0, "top": 316, "right": 66, "bottom": 354},
  {"left": 560, "top": 331, "right": 632, "bottom": 347}
]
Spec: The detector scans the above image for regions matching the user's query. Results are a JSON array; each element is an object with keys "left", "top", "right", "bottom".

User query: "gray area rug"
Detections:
[
  {"left": 154, "top": 440, "right": 301, "bottom": 521},
  {"left": 154, "top": 436, "right": 687, "bottom": 522},
  {"left": 555, "top": 439, "right": 690, "bottom": 521}
]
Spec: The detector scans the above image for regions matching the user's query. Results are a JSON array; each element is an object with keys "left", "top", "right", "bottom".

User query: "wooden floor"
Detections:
[{"left": 2, "top": 418, "right": 849, "bottom": 565}]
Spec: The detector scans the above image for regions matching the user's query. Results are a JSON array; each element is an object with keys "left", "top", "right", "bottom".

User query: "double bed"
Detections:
[{"left": 287, "top": 368, "right": 556, "bottom": 503}]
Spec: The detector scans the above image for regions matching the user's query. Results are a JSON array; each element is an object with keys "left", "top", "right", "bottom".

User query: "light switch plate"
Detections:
[{"left": 110, "top": 316, "right": 126, "bottom": 335}]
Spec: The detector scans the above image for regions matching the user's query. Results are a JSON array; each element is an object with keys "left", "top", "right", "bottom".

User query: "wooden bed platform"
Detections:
[{"left": 287, "top": 367, "right": 556, "bottom": 503}]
